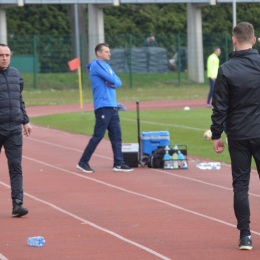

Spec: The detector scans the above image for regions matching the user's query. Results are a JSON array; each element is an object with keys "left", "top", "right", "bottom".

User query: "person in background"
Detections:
[
  {"left": 77, "top": 43, "right": 134, "bottom": 173},
  {"left": 0, "top": 43, "right": 32, "bottom": 217},
  {"left": 143, "top": 36, "right": 158, "bottom": 47},
  {"left": 207, "top": 46, "right": 221, "bottom": 108},
  {"left": 211, "top": 22, "right": 260, "bottom": 250}
]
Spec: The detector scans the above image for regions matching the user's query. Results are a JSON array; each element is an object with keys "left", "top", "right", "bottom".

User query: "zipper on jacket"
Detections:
[{"left": 4, "top": 70, "right": 11, "bottom": 130}]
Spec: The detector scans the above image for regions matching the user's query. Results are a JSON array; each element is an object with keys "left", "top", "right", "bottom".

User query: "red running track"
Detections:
[
  {"left": 25, "top": 99, "right": 208, "bottom": 117},
  {"left": 1, "top": 102, "right": 260, "bottom": 259}
]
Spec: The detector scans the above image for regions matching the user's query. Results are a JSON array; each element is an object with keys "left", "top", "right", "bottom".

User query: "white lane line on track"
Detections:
[
  {"left": 152, "top": 168, "right": 260, "bottom": 198},
  {"left": 29, "top": 137, "right": 112, "bottom": 160},
  {"left": 0, "top": 180, "right": 171, "bottom": 260},
  {"left": 27, "top": 137, "right": 260, "bottom": 198},
  {"left": 20, "top": 156, "right": 260, "bottom": 236},
  {"left": 0, "top": 253, "right": 8, "bottom": 260},
  {"left": 120, "top": 117, "right": 206, "bottom": 131}
]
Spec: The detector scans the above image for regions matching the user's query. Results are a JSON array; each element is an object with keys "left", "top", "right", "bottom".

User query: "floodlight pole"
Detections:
[
  {"left": 74, "top": 4, "right": 80, "bottom": 59},
  {"left": 233, "top": 0, "right": 236, "bottom": 28},
  {"left": 233, "top": 0, "right": 236, "bottom": 51}
]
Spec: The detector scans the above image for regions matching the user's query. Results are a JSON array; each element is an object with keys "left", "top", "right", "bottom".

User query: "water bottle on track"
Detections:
[{"left": 28, "top": 236, "right": 45, "bottom": 247}]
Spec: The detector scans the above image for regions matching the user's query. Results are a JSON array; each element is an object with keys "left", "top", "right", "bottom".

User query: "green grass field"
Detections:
[
  {"left": 21, "top": 72, "right": 209, "bottom": 106},
  {"left": 30, "top": 108, "right": 236, "bottom": 165}
]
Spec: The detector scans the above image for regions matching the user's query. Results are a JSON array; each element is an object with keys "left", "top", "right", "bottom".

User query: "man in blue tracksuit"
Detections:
[{"left": 77, "top": 43, "right": 133, "bottom": 173}]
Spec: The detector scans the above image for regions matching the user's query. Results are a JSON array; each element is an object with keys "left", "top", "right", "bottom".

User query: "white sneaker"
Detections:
[{"left": 113, "top": 164, "right": 134, "bottom": 172}]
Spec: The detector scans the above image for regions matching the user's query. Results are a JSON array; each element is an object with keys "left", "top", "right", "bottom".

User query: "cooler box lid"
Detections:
[
  {"left": 141, "top": 131, "right": 170, "bottom": 142},
  {"left": 122, "top": 143, "right": 139, "bottom": 152}
]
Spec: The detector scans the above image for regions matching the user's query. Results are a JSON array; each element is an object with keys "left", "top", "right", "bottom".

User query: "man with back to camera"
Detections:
[
  {"left": 211, "top": 22, "right": 260, "bottom": 250},
  {"left": 207, "top": 46, "right": 221, "bottom": 108},
  {"left": 77, "top": 43, "right": 133, "bottom": 173},
  {"left": 0, "top": 43, "right": 32, "bottom": 217}
]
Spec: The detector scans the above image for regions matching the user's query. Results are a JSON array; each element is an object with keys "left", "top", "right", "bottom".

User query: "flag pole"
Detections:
[
  {"left": 68, "top": 57, "right": 83, "bottom": 112},
  {"left": 78, "top": 66, "right": 83, "bottom": 113}
]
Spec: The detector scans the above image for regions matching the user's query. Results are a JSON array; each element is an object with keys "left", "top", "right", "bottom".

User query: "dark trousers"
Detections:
[
  {"left": 228, "top": 138, "right": 260, "bottom": 238},
  {"left": 207, "top": 78, "right": 215, "bottom": 104},
  {"left": 79, "top": 107, "right": 124, "bottom": 167},
  {"left": 0, "top": 133, "right": 23, "bottom": 206}
]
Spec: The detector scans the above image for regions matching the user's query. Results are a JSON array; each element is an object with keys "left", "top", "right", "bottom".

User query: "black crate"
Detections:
[
  {"left": 122, "top": 152, "right": 139, "bottom": 167},
  {"left": 162, "top": 144, "right": 188, "bottom": 170}
]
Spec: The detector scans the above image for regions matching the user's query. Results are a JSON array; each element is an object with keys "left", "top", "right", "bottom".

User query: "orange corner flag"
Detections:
[{"left": 68, "top": 57, "right": 80, "bottom": 71}]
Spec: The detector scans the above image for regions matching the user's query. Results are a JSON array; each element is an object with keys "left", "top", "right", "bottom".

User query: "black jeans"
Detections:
[
  {"left": 228, "top": 138, "right": 260, "bottom": 238},
  {"left": 79, "top": 107, "right": 125, "bottom": 167},
  {"left": 0, "top": 132, "right": 23, "bottom": 206}
]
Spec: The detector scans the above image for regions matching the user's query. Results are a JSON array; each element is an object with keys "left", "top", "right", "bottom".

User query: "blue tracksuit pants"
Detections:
[
  {"left": 207, "top": 78, "right": 215, "bottom": 105},
  {"left": 79, "top": 107, "right": 125, "bottom": 167}
]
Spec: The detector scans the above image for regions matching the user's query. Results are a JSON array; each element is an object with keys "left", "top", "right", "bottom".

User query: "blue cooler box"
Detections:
[{"left": 141, "top": 131, "right": 170, "bottom": 156}]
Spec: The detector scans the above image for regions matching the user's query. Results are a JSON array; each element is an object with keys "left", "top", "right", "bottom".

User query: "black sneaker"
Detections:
[
  {"left": 239, "top": 236, "right": 252, "bottom": 250},
  {"left": 12, "top": 205, "right": 29, "bottom": 217},
  {"left": 113, "top": 164, "right": 134, "bottom": 172},
  {"left": 77, "top": 163, "right": 94, "bottom": 173}
]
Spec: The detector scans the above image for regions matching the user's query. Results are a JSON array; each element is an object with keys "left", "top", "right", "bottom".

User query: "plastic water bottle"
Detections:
[
  {"left": 207, "top": 162, "right": 221, "bottom": 169},
  {"left": 28, "top": 236, "right": 45, "bottom": 247},
  {"left": 173, "top": 145, "right": 179, "bottom": 169},
  {"left": 196, "top": 163, "right": 208, "bottom": 170},
  {"left": 178, "top": 150, "right": 188, "bottom": 169},
  {"left": 196, "top": 162, "right": 221, "bottom": 170},
  {"left": 163, "top": 146, "right": 171, "bottom": 169}
]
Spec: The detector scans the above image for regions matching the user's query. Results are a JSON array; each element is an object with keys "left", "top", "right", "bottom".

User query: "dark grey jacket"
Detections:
[
  {"left": 211, "top": 49, "right": 260, "bottom": 140},
  {"left": 0, "top": 66, "right": 29, "bottom": 136}
]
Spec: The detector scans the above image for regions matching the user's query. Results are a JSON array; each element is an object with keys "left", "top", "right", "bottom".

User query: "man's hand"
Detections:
[
  {"left": 211, "top": 78, "right": 216, "bottom": 81},
  {"left": 213, "top": 138, "right": 225, "bottom": 154},
  {"left": 23, "top": 123, "right": 32, "bottom": 137},
  {"left": 105, "top": 81, "right": 114, "bottom": 88},
  {"left": 258, "top": 38, "right": 260, "bottom": 43}
]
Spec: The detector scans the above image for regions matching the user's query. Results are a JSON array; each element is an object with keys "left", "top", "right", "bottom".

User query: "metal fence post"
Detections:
[
  {"left": 177, "top": 33, "right": 181, "bottom": 86},
  {"left": 225, "top": 32, "right": 228, "bottom": 62},
  {"left": 80, "top": 34, "right": 84, "bottom": 89},
  {"left": 33, "top": 35, "right": 37, "bottom": 90},
  {"left": 129, "top": 34, "right": 133, "bottom": 89}
]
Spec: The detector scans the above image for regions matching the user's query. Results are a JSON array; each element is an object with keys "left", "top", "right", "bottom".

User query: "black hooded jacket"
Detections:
[
  {"left": 211, "top": 48, "right": 260, "bottom": 140},
  {"left": 0, "top": 66, "right": 29, "bottom": 136}
]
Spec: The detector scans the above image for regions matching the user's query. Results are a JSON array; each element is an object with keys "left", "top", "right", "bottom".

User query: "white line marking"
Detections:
[
  {"left": 21, "top": 156, "right": 260, "bottom": 236},
  {"left": 29, "top": 137, "right": 112, "bottom": 160},
  {"left": 152, "top": 168, "right": 260, "bottom": 198},
  {"left": 0, "top": 180, "right": 170, "bottom": 260},
  {"left": 120, "top": 117, "right": 206, "bottom": 131},
  {"left": 0, "top": 253, "right": 8, "bottom": 260},
  {"left": 31, "top": 125, "right": 75, "bottom": 135},
  {"left": 26, "top": 138, "right": 260, "bottom": 197}
]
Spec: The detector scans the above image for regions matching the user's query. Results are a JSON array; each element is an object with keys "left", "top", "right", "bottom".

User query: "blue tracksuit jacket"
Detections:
[{"left": 86, "top": 59, "right": 122, "bottom": 110}]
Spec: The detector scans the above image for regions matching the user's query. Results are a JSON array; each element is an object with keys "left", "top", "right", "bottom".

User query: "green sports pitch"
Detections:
[{"left": 30, "top": 108, "right": 237, "bottom": 165}]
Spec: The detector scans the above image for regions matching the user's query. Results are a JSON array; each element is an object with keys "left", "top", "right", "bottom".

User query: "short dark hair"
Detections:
[
  {"left": 0, "top": 43, "right": 8, "bottom": 47},
  {"left": 233, "top": 22, "right": 254, "bottom": 44},
  {"left": 213, "top": 46, "right": 220, "bottom": 52},
  {"left": 95, "top": 43, "right": 109, "bottom": 55}
]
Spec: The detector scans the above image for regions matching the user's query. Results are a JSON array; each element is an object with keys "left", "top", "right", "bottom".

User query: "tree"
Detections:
[
  {"left": 7, "top": 4, "right": 70, "bottom": 35},
  {"left": 103, "top": 4, "right": 186, "bottom": 34}
]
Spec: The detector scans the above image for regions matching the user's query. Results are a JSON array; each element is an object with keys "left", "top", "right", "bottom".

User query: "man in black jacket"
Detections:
[
  {"left": 0, "top": 43, "right": 32, "bottom": 217},
  {"left": 211, "top": 22, "right": 260, "bottom": 250}
]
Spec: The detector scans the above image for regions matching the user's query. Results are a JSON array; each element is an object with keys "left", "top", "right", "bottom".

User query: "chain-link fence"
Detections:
[{"left": 8, "top": 32, "right": 256, "bottom": 90}]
